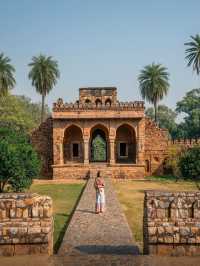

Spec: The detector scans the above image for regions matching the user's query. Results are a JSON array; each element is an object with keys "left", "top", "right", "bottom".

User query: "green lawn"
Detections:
[
  {"left": 29, "top": 182, "right": 85, "bottom": 252},
  {"left": 113, "top": 179, "right": 198, "bottom": 252}
]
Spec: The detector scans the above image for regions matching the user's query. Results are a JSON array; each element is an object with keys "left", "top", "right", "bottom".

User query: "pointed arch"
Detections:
[
  {"left": 63, "top": 124, "right": 83, "bottom": 163},
  {"left": 105, "top": 98, "right": 112, "bottom": 106},
  {"left": 89, "top": 124, "right": 109, "bottom": 162},
  {"left": 115, "top": 124, "right": 136, "bottom": 163},
  {"left": 95, "top": 98, "right": 102, "bottom": 107}
]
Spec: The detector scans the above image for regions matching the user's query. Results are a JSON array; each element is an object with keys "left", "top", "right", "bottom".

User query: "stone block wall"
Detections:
[
  {"left": 79, "top": 87, "right": 117, "bottom": 105},
  {"left": 0, "top": 193, "right": 53, "bottom": 256},
  {"left": 52, "top": 164, "right": 145, "bottom": 179},
  {"left": 31, "top": 117, "right": 53, "bottom": 178},
  {"left": 144, "top": 191, "right": 200, "bottom": 256},
  {"left": 144, "top": 118, "right": 169, "bottom": 176}
]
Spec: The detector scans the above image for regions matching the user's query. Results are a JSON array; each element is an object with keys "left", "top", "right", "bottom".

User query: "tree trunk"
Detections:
[
  {"left": 41, "top": 94, "right": 45, "bottom": 123},
  {"left": 154, "top": 101, "right": 158, "bottom": 123}
]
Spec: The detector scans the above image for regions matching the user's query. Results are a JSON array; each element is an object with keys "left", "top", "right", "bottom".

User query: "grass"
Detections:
[
  {"left": 29, "top": 182, "right": 85, "bottom": 253},
  {"left": 113, "top": 178, "right": 198, "bottom": 252}
]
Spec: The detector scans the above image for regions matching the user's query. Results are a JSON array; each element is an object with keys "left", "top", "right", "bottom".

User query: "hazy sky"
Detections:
[{"left": 1, "top": 0, "right": 200, "bottom": 110}]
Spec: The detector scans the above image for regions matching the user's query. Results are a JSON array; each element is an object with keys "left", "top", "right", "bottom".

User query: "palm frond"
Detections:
[{"left": 185, "top": 34, "right": 200, "bottom": 75}]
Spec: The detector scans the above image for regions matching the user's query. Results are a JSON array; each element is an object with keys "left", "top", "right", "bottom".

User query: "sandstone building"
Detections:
[{"left": 32, "top": 87, "right": 170, "bottom": 179}]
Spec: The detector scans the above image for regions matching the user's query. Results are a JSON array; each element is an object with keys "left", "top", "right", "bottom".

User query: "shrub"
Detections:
[
  {"left": 164, "top": 145, "right": 185, "bottom": 179},
  {"left": 179, "top": 146, "right": 200, "bottom": 180},
  {"left": 0, "top": 127, "right": 40, "bottom": 192}
]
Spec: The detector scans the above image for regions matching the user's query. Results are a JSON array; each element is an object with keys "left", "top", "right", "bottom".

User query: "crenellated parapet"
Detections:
[
  {"left": 53, "top": 98, "right": 145, "bottom": 112},
  {"left": 168, "top": 138, "right": 200, "bottom": 146}
]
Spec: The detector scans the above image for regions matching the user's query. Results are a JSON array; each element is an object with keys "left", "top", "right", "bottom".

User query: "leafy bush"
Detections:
[
  {"left": 0, "top": 127, "right": 40, "bottom": 192},
  {"left": 179, "top": 146, "right": 200, "bottom": 180},
  {"left": 164, "top": 145, "right": 185, "bottom": 179}
]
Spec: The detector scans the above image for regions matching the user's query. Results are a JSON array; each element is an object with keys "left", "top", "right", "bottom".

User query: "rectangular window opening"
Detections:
[
  {"left": 72, "top": 143, "right": 79, "bottom": 157},
  {"left": 119, "top": 143, "right": 128, "bottom": 157}
]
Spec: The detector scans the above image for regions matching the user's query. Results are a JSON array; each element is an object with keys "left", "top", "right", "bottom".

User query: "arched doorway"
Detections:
[
  {"left": 63, "top": 125, "right": 83, "bottom": 163},
  {"left": 90, "top": 125, "right": 109, "bottom": 162},
  {"left": 115, "top": 124, "right": 136, "bottom": 163}
]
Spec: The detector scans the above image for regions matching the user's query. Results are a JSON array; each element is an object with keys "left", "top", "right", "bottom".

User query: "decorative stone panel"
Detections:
[
  {"left": 0, "top": 193, "right": 53, "bottom": 256},
  {"left": 144, "top": 191, "right": 200, "bottom": 256}
]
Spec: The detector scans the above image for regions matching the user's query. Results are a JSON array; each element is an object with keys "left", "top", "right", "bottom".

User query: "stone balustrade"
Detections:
[
  {"left": 53, "top": 98, "right": 144, "bottom": 111},
  {"left": 144, "top": 191, "right": 200, "bottom": 256},
  {"left": 0, "top": 193, "right": 53, "bottom": 256}
]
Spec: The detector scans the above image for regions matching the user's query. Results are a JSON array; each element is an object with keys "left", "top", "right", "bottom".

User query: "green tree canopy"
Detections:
[
  {"left": 138, "top": 63, "right": 170, "bottom": 122},
  {"left": 28, "top": 55, "right": 60, "bottom": 122},
  {"left": 145, "top": 105, "right": 177, "bottom": 138},
  {"left": 0, "top": 53, "right": 16, "bottom": 97},
  {"left": 176, "top": 88, "right": 200, "bottom": 138},
  {"left": 0, "top": 127, "right": 40, "bottom": 192},
  {"left": 0, "top": 94, "right": 50, "bottom": 132}
]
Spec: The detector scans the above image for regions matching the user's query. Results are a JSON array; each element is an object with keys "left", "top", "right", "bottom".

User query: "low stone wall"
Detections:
[
  {"left": 144, "top": 191, "right": 200, "bottom": 256},
  {"left": 52, "top": 164, "right": 145, "bottom": 179},
  {"left": 0, "top": 193, "right": 53, "bottom": 256}
]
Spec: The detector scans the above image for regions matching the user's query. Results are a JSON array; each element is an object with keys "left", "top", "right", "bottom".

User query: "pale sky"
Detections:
[{"left": 1, "top": 0, "right": 200, "bottom": 110}]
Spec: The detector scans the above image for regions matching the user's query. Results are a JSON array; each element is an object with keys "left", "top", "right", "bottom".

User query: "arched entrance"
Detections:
[
  {"left": 90, "top": 125, "right": 109, "bottom": 162},
  {"left": 63, "top": 125, "right": 83, "bottom": 163},
  {"left": 115, "top": 124, "right": 136, "bottom": 163}
]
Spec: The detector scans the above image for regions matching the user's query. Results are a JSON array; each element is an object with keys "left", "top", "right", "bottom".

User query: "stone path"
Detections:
[
  {"left": 1, "top": 178, "right": 200, "bottom": 266},
  {"left": 58, "top": 177, "right": 139, "bottom": 265}
]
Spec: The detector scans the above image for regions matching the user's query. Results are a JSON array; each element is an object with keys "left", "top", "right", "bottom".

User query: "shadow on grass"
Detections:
[
  {"left": 54, "top": 182, "right": 87, "bottom": 254},
  {"left": 145, "top": 175, "right": 177, "bottom": 181}
]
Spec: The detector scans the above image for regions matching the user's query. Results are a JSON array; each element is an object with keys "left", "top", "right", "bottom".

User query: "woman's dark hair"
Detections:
[{"left": 97, "top": 171, "right": 101, "bottom": 177}]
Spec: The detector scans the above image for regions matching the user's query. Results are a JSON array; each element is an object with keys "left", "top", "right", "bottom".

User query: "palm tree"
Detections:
[
  {"left": 0, "top": 53, "right": 16, "bottom": 97},
  {"left": 28, "top": 55, "right": 60, "bottom": 122},
  {"left": 138, "top": 63, "right": 170, "bottom": 122},
  {"left": 185, "top": 34, "right": 200, "bottom": 75}
]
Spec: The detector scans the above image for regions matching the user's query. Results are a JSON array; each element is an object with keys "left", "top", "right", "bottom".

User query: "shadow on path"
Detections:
[{"left": 75, "top": 244, "right": 140, "bottom": 255}]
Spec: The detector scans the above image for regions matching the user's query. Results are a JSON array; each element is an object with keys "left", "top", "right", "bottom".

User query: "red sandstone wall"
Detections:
[
  {"left": 31, "top": 115, "right": 199, "bottom": 179},
  {"left": 31, "top": 118, "right": 53, "bottom": 178},
  {"left": 144, "top": 118, "right": 169, "bottom": 176}
]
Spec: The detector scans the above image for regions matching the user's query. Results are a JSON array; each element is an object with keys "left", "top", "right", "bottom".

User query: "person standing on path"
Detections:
[{"left": 94, "top": 171, "right": 105, "bottom": 214}]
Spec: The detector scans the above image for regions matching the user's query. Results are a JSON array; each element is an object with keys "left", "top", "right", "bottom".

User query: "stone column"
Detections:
[
  {"left": 109, "top": 138, "right": 115, "bottom": 165},
  {"left": 137, "top": 118, "right": 145, "bottom": 164},
  {"left": 83, "top": 139, "right": 89, "bottom": 164},
  {"left": 60, "top": 143, "right": 64, "bottom": 164},
  {"left": 53, "top": 126, "right": 64, "bottom": 165}
]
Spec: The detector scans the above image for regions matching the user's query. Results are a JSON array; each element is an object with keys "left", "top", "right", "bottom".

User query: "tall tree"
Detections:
[
  {"left": 28, "top": 55, "right": 59, "bottom": 122},
  {"left": 145, "top": 105, "right": 177, "bottom": 138},
  {"left": 176, "top": 88, "right": 200, "bottom": 138},
  {"left": 138, "top": 63, "right": 170, "bottom": 122},
  {"left": 0, "top": 94, "right": 50, "bottom": 132},
  {"left": 0, "top": 53, "right": 16, "bottom": 97},
  {"left": 185, "top": 34, "right": 200, "bottom": 75}
]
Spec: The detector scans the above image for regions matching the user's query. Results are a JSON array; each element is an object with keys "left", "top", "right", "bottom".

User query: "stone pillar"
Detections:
[
  {"left": 53, "top": 127, "right": 63, "bottom": 165},
  {"left": 83, "top": 139, "right": 89, "bottom": 164},
  {"left": 137, "top": 118, "right": 145, "bottom": 164},
  {"left": 60, "top": 143, "right": 64, "bottom": 164},
  {"left": 109, "top": 138, "right": 115, "bottom": 165}
]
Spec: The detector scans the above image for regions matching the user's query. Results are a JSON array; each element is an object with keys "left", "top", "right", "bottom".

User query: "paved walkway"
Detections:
[
  {"left": 58, "top": 177, "right": 139, "bottom": 265},
  {"left": 1, "top": 178, "right": 200, "bottom": 265}
]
